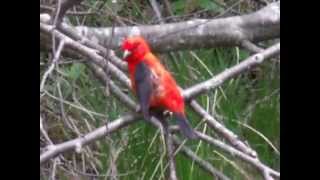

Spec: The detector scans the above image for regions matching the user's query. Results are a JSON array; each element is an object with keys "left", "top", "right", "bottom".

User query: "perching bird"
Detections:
[{"left": 121, "top": 36, "right": 197, "bottom": 139}]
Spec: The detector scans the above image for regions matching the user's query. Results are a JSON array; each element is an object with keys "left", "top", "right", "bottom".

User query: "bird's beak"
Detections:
[{"left": 123, "top": 50, "right": 131, "bottom": 59}]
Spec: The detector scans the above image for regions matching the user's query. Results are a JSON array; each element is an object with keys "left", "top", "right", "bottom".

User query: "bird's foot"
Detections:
[{"left": 163, "top": 110, "right": 173, "bottom": 117}]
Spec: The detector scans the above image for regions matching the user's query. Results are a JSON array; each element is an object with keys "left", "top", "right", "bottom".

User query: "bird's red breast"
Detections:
[{"left": 122, "top": 37, "right": 185, "bottom": 114}]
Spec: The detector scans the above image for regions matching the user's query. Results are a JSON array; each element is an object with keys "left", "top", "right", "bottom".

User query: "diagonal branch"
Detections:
[
  {"left": 195, "top": 131, "right": 280, "bottom": 179},
  {"left": 189, "top": 100, "right": 257, "bottom": 157},
  {"left": 172, "top": 136, "right": 230, "bottom": 180},
  {"left": 40, "top": 40, "right": 65, "bottom": 92},
  {"left": 40, "top": 114, "right": 139, "bottom": 164},
  {"left": 183, "top": 43, "right": 280, "bottom": 100}
]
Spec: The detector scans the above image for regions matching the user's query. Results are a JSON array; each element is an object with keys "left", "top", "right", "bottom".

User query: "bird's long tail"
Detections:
[{"left": 173, "top": 113, "right": 198, "bottom": 139}]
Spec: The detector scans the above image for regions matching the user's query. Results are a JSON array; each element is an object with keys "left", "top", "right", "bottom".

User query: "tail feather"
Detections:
[{"left": 174, "top": 113, "right": 198, "bottom": 139}]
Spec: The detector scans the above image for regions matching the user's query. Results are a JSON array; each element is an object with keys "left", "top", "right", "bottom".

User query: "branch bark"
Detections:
[{"left": 41, "top": 1, "right": 279, "bottom": 52}]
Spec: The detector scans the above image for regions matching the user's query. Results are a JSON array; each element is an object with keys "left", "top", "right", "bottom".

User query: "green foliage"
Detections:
[
  {"left": 198, "top": 0, "right": 224, "bottom": 12},
  {"left": 172, "top": 0, "right": 224, "bottom": 15}
]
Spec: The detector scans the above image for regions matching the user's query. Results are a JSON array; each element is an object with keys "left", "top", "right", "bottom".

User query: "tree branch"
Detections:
[
  {"left": 52, "top": 0, "right": 84, "bottom": 26},
  {"left": 195, "top": 131, "right": 280, "bottom": 179},
  {"left": 173, "top": 136, "right": 230, "bottom": 180},
  {"left": 40, "top": 114, "right": 139, "bottom": 164},
  {"left": 183, "top": 42, "right": 280, "bottom": 100},
  {"left": 189, "top": 99, "right": 257, "bottom": 157},
  {"left": 161, "top": 120, "right": 178, "bottom": 180},
  {"left": 40, "top": 40, "right": 65, "bottom": 92},
  {"left": 41, "top": 2, "right": 279, "bottom": 52}
]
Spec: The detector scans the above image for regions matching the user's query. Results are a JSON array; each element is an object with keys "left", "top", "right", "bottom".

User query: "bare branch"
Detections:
[
  {"left": 183, "top": 42, "right": 280, "bottom": 100},
  {"left": 173, "top": 136, "right": 230, "bottom": 180},
  {"left": 40, "top": 22, "right": 130, "bottom": 86},
  {"left": 41, "top": 2, "right": 279, "bottom": 52},
  {"left": 52, "top": 0, "right": 84, "bottom": 26},
  {"left": 163, "top": 0, "right": 174, "bottom": 17},
  {"left": 149, "top": 0, "right": 164, "bottom": 24},
  {"left": 195, "top": 131, "right": 280, "bottom": 179},
  {"left": 40, "top": 114, "right": 139, "bottom": 164},
  {"left": 40, "top": 115, "right": 54, "bottom": 145},
  {"left": 40, "top": 40, "right": 65, "bottom": 92},
  {"left": 71, "top": 2, "right": 279, "bottom": 52},
  {"left": 189, "top": 100, "right": 257, "bottom": 157},
  {"left": 40, "top": 13, "right": 127, "bottom": 71},
  {"left": 161, "top": 121, "right": 178, "bottom": 180},
  {"left": 40, "top": 4, "right": 96, "bottom": 16}
]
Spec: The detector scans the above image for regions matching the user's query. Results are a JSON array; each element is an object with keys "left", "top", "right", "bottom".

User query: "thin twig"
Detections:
[
  {"left": 241, "top": 40, "right": 264, "bottom": 53},
  {"left": 173, "top": 136, "right": 230, "bottom": 180},
  {"left": 161, "top": 120, "right": 178, "bottom": 180},
  {"left": 183, "top": 43, "right": 280, "bottom": 99},
  {"left": 189, "top": 100, "right": 257, "bottom": 157},
  {"left": 40, "top": 114, "right": 140, "bottom": 164},
  {"left": 51, "top": 158, "right": 58, "bottom": 180},
  {"left": 52, "top": 0, "right": 84, "bottom": 26},
  {"left": 195, "top": 131, "right": 280, "bottom": 179},
  {"left": 40, "top": 4, "right": 96, "bottom": 15},
  {"left": 40, "top": 40, "right": 65, "bottom": 92},
  {"left": 149, "top": 0, "right": 164, "bottom": 24},
  {"left": 40, "top": 115, "right": 54, "bottom": 145}
]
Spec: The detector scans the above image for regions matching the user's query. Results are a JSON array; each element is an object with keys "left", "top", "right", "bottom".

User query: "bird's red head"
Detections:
[{"left": 121, "top": 36, "right": 151, "bottom": 62}]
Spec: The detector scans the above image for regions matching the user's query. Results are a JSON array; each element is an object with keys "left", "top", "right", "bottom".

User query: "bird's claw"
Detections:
[{"left": 163, "top": 110, "right": 173, "bottom": 117}]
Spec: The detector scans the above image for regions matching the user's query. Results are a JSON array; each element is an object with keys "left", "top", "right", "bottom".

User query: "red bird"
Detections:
[{"left": 121, "top": 36, "right": 197, "bottom": 139}]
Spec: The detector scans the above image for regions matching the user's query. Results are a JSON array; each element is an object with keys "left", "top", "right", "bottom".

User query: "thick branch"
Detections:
[
  {"left": 76, "top": 2, "right": 279, "bottom": 52},
  {"left": 41, "top": 2, "right": 279, "bottom": 52}
]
